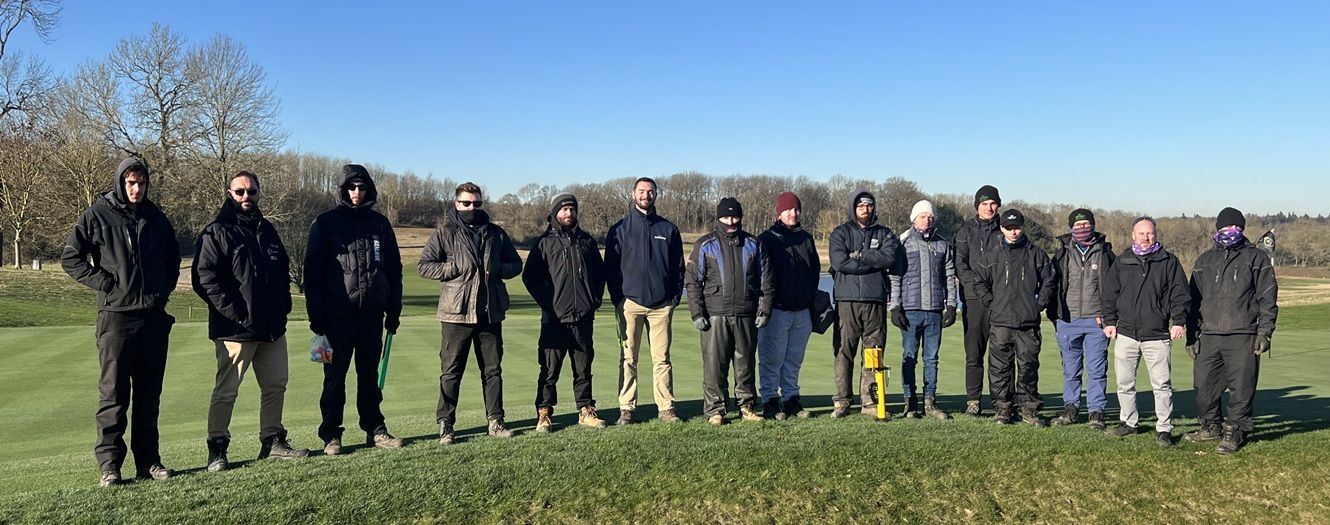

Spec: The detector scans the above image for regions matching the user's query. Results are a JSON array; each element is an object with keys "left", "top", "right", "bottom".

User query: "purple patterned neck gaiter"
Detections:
[
  {"left": 1133, "top": 242, "right": 1162, "bottom": 257},
  {"left": 1214, "top": 226, "right": 1245, "bottom": 248},
  {"left": 1071, "top": 224, "right": 1095, "bottom": 247}
]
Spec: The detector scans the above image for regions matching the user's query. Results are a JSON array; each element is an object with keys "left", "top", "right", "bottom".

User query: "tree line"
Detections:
[{"left": 3, "top": 8, "right": 1327, "bottom": 288}]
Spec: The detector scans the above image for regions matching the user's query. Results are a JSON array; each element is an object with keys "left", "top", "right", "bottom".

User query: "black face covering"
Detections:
[
  {"left": 719, "top": 219, "right": 742, "bottom": 238},
  {"left": 458, "top": 209, "right": 478, "bottom": 224}
]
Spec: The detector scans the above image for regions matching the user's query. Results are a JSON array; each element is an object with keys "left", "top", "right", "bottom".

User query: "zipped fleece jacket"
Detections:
[
  {"left": 685, "top": 225, "right": 774, "bottom": 320},
  {"left": 1049, "top": 233, "right": 1115, "bottom": 322},
  {"left": 888, "top": 228, "right": 957, "bottom": 312},
  {"left": 62, "top": 158, "right": 180, "bottom": 312},
  {"left": 604, "top": 206, "right": 684, "bottom": 308},
  {"left": 1101, "top": 247, "right": 1189, "bottom": 342},
  {"left": 192, "top": 199, "right": 292, "bottom": 342},
  {"left": 1186, "top": 239, "right": 1278, "bottom": 343},
  {"left": 971, "top": 235, "right": 1056, "bottom": 329},
  {"left": 757, "top": 221, "right": 820, "bottom": 311},
  {"left": 828, "top": 189, "right": 904, "bottom": 303},
  {"left": 304, "top": 166, "right": 403, "bottom": 325},
  {"left": 522, "top": 218, "right": 606, "bottom": 324},
  {"left": 418, "top": 210, "right": 523, "bottom": 324}
]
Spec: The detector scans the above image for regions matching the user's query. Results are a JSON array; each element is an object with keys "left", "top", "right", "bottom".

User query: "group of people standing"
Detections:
[{"left": 61, "top": 160, "right": 1278, "bottom": 489}]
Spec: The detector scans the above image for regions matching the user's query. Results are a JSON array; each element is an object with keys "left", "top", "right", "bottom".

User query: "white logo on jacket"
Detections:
[{"left": 654, "top": 235, "right": 667, "bottom": 241}]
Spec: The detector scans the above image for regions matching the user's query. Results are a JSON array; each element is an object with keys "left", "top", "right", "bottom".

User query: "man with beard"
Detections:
[
  {"left": 62, "top": 158, "right": 180, "bottom": 487},
  {"left": 687, "top": 197, "right": 775, "bottom": 425},
  {"left": 522, "top": 193, "right": 608, "bottom": 431},
  {"left": 757, "top": 192, "right": 820, "bottom": 420},
  {"left": 420, "top": 182, "right": 523, "bottom": 444},
  {"left": 604, "top": 177, "right": 685, "bottom": 424},
  {"left": 193, "top": 171, "right": 308, "bottom": 471},
  {"left": 954, "top": 185, "right": 1003, "bottom": 416}
]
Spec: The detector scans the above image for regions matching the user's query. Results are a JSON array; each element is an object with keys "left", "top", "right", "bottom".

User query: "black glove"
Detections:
[
  {"left": 309, "top": 319, "right": 325, "bottom": 336},
  {"left": 942, "top": 306, "right": 956, "bottom": 328},
  {"left": 1254, "top": 335, "right": 1271, "bottom": 356},
  {"left": 693, "top": 317, "right": 711, "bottom": 331},
  {"left": 755, "top": 315, "right": 769, "bottom": 328},
  {"left": 1186, "top": 344, "right": 1199, "bottom": 360},
  {"left": 890, "top": 307, "right": 908, "bottom": 330},
  {"left": 385, "top": 314, "right": 400, "bottom": 334}
]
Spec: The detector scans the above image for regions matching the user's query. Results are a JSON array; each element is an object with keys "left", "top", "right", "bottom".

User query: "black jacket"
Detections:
[
  {"left": 304, "top": 167, "right": 403, "bottom": 325},
  {"left": 1102, "top": 247, "right": 1189, "bottom": 342},
  {"left": 522, "top": 218, "right": 605, "bottom": 323},
  {"left": 686, "top": 225, "right": 774, "bottom": 319},
  {"left": 972, "top": 235, "right": 1055, "bottom": 329},
  {"left": 192, "top": 200, "right": 292, "bottom": 341},
  {"left": 954, "top": 215, "right": 1002, "bottom": 301},
  {"left": 604, "top": 206, "right": 684, "bottom": 308},
  {"left": 758, "top": 221, "right": 821, "bottom": 311},
  {"left": 1049, "top": 233, "right": 1115, "bottom": 322},
  {"left": 1187, "top": 240, "right": 1278, "bottom": 343},
  {"left": 828, "top": 189, "right": 904, "bottom": 303},
  {"left": 61, "top": 158, "right": 180, "bottom": 312},
  {"left": 418, "top": 209, "right": 523, "bottom": 324}
]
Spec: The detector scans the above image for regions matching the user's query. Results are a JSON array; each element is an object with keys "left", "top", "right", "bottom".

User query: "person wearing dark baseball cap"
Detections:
[
  {"left": 971, "top": 208, "right": 1056, "bottom": 426},
  {"left": 1184, "top": 207, "right": 1278, "bottom": 454},
  {"left": 953, "top": 185, "right": 1003, "bottom": 416}
]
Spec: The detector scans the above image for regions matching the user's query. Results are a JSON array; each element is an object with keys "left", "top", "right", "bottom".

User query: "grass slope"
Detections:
[{"left": 0, "top": 267, "right": 1327, "bottom": 523}]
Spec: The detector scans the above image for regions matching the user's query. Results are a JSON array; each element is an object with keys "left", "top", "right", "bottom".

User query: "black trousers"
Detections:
[
  {"left": 318, "top": 312, "right": 387, "bottom": 441},
  {"left": 700, "top": 315, "right": 759, "bottom": 416},
  {"left": 535, "top": 318, "right": 596, "bottom": 410},
  {"left": 437, "top": 320, "right": 505, "bottom": 425},
  {"left": 834, "top": 301, "right": 885, "bottom": 408},
  {"left": 988, "top": 326, "right": 1043, "bottom": 409},
  {"left": 94, "top": 309, "right": 173, "bottom": 473},
  {"left": 1194, "top": 334, "right": 1260, "bottom": 432},
  {"left": 961, "top": 298, "right": 992, "bottom": 402}
]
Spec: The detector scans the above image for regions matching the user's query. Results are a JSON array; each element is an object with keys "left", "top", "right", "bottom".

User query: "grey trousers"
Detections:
[
  {"left": 1113, "top": 335, "right": 1174, "bottom": 433},
  {"left": 701, "top": 315, "right": 758, "bottom": 416}
]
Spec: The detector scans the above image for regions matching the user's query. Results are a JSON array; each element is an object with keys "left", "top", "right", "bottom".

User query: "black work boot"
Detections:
[
  {"left": 902, "top": 395, "right": 921, "bottom": 419},
  {"left": 762, "top": 398, "right": 782, "bottom": 420},
  {"left": 1052, "top": 404, "right": 1079, "bottom": 426},
  {"left": 206, "top": 437, "right": 230, "bottom": 472},
  {"left": 487, "top": 418, "right": 515, "bottom": 438},
  {"left": 992, "top": 402, "right": 1014, "bottom": 425},
  {"left": 1106, "top": 422, "right": 1140, "bottom": 437},
  {"left": 1184, "top": 421, "right": 1224, "bottom": 443},
  {"left": 261, "top": 432, "right": 310, "bottom": 460},
  {"left": 1020, "top": 406, "right": 1048, "bottom": 427},
  {"left": 1216, "top": 423, "right": 1245, "bottom": 454},
  {"left": 136, "top": 463, "right": 174, "bottom": 481},
  {"left": 784, "top": 395, "right": 811, "bottom": 419},
  {"left": 1087, "top": 411, "right": 1106, "bottom": 431},
  {"left": 923, "top": 396, "right": 949, "bottom": 420}
]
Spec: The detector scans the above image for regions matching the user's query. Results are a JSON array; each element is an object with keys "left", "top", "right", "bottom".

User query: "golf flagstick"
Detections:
[{"left": 377, "top": 332, "right": 394, "bottom": 390}]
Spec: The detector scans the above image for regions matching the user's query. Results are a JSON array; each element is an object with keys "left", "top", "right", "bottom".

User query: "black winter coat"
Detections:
[
  {"left": 829, "top": 189, "right": 904, "bottom": 303},
  {"left": 522, "top": 220, "right": 605, "bottom": 323},
  {"left": 1102, "top": 247, "right": 1189, "bottom": 342},
  {"left": 418, "top": 210, "right": 523, "bottom": 324},
  {"left": 686, "top": 226, "right": 774, "bottom": 319},
  {"left": 192, "top": 201, "right": 292, "bottom": 341},
  {"left": 758, "top": 221, "right": 821, "bottom": 311},
  {"left": 303, "top": 171, "right": 403, "bottom": 324},
  {"left": 1187, "top": 240, "right": 1278, "bottom": 342},
  {"left": 972, "top": 235, "right": 1056, "bottom": 329},
  {"left": 954, "top": 216, "right": 1002, "bottom": 301},
  {"left": 61, "top": 161, "right": 180, "bottom": 312}
]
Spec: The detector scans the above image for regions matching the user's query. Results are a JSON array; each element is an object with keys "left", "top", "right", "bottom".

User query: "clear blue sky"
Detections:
[{"left": 14, "top": 1, "right": 1330, "bottom": 216}]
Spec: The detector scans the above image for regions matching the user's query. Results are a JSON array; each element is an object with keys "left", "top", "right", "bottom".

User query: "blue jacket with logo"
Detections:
[{"left": 605, "top": 206, "right": 684, "bottom": 308}]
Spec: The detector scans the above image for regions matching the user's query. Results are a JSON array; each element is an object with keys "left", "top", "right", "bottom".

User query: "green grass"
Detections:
[{"left": 1, "top": 266, "right": 1328, "bottom": 523}]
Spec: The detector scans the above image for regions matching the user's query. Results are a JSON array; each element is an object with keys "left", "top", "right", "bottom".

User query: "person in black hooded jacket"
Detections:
[
  {"left": 827, "top": 189, "right": 904, "bottom": 418},
  {"left": 522, "top": 193, "right": 608, "bottom": 431},
  {"left": 193, "top": 171, "right": 307, "bottom": 471},
  {"left": 62, "top": 157, "right": 180, "bottom": 487},
  {"left": 1183, "top": 207, "right": 1278, "bottom": 454},
  {"left": 970, "top": 209, "right": 1055, "bottom": 427},
  {"left": 304, "top": 164, "right": 404, "bottom": 454}
]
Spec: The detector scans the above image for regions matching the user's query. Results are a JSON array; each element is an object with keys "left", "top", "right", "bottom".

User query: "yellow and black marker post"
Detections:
[{"left": 863, "top": 343, "right": 890, "bottom": 422}]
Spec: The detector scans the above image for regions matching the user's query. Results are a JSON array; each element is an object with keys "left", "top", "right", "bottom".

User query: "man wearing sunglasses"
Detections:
[
  {"left": 305, "top": 164, "right": 405, "bottom": 455},
  {"left": 193, "top": 172, "right": 308, "bottom": 471},
  {"left": 420, "top": 182, "right": 523, "bottom": 444}
]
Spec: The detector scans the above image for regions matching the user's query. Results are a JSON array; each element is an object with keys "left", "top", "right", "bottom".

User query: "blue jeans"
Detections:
[
  {"left": 900, "top": 310, "right": 942, "bottom": 398},
  {"left": 757, "top": 308, "right": 812, "bottom": 401},
  {"left": 1055, "top": 318, "right": 1109, "bottom": 412}
]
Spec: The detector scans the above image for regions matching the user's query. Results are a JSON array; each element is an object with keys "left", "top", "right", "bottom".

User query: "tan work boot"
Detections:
[
  {"left": 535, "top": 407, "right": 554, "bottom": 433},
  {"left": 739, "top": 405, "right": 765, "bottom": 422},
  {"left": 708, "top": 414, "right": 725, "bottom": 426},
  {"left": 658, "top": 409, "right": 681, "bottom": 423},
  {"left": 578, "top": 406, "right": 606, "bottom": 428},
  {"left": 370, "top": 431, "right": 404, "bottom": 449}
]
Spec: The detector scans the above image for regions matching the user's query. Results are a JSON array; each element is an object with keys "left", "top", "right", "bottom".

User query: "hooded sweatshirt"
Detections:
[
  {"left": 61, "top": 158, "right": 181, "bottom": 312},
  {"left": 828, "top": 189, "right": 904, "bottom": 303},
  {"left": 304, "top": 164, "right": 403, "bottom": 323}
]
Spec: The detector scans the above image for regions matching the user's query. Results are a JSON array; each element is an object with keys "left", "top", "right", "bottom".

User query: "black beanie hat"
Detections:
[
  {"left": 999, "top": 209, "right": 1025, "bottom": 229},
  {"left": 717, "top": 197, "right": 743, "bottom": 219},
  {"left": 1068, "top": 208, "right": 1095, "bottom": 228},
  {"left": 975, "top": 185, "right": 1002, "bottom": 209},
  {"left": 550, "top": 193, "right": 578, "bottom": 217},
  {"left": 1216, "top": 207, "right": 1245, "bottom": 230}
]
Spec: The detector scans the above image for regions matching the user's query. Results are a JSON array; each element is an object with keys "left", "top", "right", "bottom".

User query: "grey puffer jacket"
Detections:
[
  {"left": 889, "top": 228, "right": 957, "bottom": 312},
  {"left": 418, "top": 209, "right": 523, "bottom": 324}
]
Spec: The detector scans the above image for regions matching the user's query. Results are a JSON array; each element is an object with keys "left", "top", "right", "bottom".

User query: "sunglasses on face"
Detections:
[
  {"left": 231, "top": 188, "right": 258, "bottom": 196},
  {"left": 456, "top": 200, "right": 483, "bottom": 208},
  {"left": 345, "top": 184, "right": 369, "bottom": 192}
]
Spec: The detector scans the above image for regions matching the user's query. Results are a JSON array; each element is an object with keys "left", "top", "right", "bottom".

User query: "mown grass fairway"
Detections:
[{"left": 1, "top": 267, "right": 1327, "bottom": 523}]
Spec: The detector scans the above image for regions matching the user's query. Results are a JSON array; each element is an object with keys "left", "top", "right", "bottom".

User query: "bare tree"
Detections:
[
  {"left": 107, "top": 23, "right": 199, "bottom": 189},
  {"left": 0, "top": 117, "right": 53, "bottom": 267},
  {"left": 0, "top": 0, "right": 60, "bottom": 120},
  {"left": 188, "top": 33, "right": 285, "bottom": 185}
]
